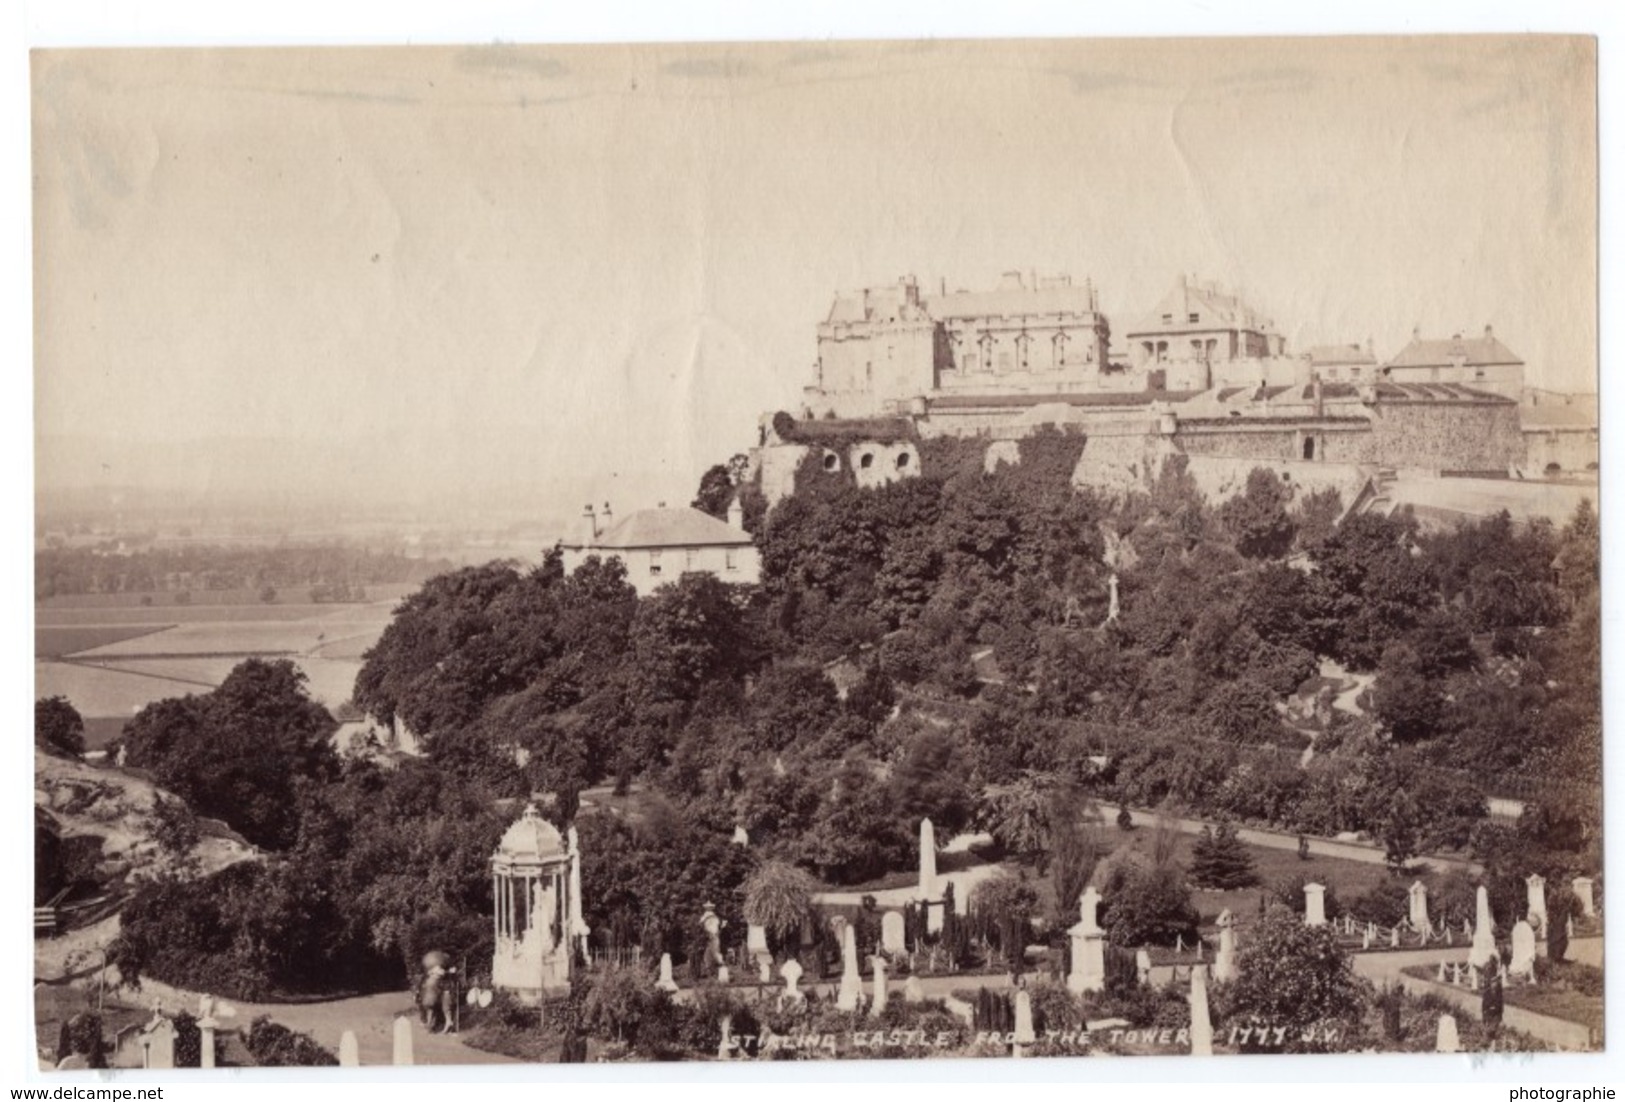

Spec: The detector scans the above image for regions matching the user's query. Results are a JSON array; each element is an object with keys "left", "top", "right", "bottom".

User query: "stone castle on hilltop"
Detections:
[{"left": 758, "top": 272, "right": 1596, "bottom": 526}]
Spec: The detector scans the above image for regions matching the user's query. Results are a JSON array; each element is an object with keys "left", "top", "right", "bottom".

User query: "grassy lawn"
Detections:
[
  {"left": 36, "top": 624, "right": 176, "bottom": 658},
  {"left": 812, "top": 848, "right": 991, "bottom": 895},
  {"left": 1401, "top": 962, "right": 1605, "bottom": 1035}
]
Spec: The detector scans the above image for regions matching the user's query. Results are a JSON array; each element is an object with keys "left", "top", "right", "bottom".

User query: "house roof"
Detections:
[
  {"left": 573, "top": 506, "right": 753, "bottom": 550},
  {"left": 1387, "top": 332, "right": 1523, "bottom": 369},
  {"left": 1127, "top": 277, "right": 1276, "bottom": 336},
  {"left": 1306, "top": 344, "right": 1376, "bottom": 365}
]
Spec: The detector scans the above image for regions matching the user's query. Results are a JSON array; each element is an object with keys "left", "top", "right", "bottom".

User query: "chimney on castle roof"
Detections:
[
  {"left": 581, "top": 505, "right": 598, "bottom": 545},
  {"left": 600, "top": 503, "right": 613, "bottom": 529},
  {"left": 727, "top": 496, "right": 744, "bottom": 530},
  {"left": 1484, "top": 324, "right": 1494, "bottom": 340},
  {"left": 1412, "top": 325, "right": 1421, "bottom": 341}
]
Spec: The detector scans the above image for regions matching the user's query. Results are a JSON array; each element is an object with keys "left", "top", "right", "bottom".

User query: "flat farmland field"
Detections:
[
  {"left": 71, "top": 617, "right": 391, "bottom": 658},
  {"left": 37, "top": 655, "right": 364, "bottom": 724},
  {"left": 37, "top": 603, "right": 370, "bottom": 626},
  {"left": 35, "top": 623, "right": 174, "bottom": 658},
  {"left": 36, "top": 583, "right": 419, "bottom": 611}
]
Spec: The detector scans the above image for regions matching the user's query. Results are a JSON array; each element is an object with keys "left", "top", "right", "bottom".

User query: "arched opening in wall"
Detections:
[
  {"left": 1302, "top": 437, "right": 1316, "bottom": 461},
  {"left": 859, "top": 452, "right": 875, "bottom": 470},
  {"left": 896, "top": 451, "right": 911, "bottom": 471},
  {"left": 822, "top": 453, "right": 839, "bottom": 473},
  {"left": 1545, "top": 462, "right": 1563, "bottom": 475}
]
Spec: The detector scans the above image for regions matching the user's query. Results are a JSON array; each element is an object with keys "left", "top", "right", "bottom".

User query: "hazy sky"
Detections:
[{"left": 33, "top": 37, "right": 1597, "bottom": 516}]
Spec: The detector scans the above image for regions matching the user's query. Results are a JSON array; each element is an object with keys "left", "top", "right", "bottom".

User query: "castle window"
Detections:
[
  {"left": 1189, "top": 313, "right": 1200, "bottom": 323},
  {"left": 1303, "top": 437, "right": 1316, "bottom": 461},
  {"left": 896, "top": 451, "right": 911, "bottom": 470},
  {"left": 823, "top": 452, "right": 839, "bottom": 472},
  {"left": 1162, "top": 314, "right": 1173, "bottom": 324},
  {"left": 860, "top": 452, "right": 875, "bottom": 470}
]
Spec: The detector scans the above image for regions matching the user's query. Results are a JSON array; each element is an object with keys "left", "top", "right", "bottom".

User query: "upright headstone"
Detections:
[
  {"left": 780, "top": 958, "right": 804, "bottom": 1003},
  {"left": 1135, "top": 948, "right": 1152, "bottom": 985},
  {"left": 747, "top": 923, "right": 769, "bottom": 958},
  {"left": 1573, "top": 877, "right": 1596, "bottom": 919},
  {"left": 904, "top": 975, "right": 925, "bottom": 1003},
  {"left": 392, "top": 1015, "right": 414, "bottom": 1066},
  {"left": 1304, "top": 883, "right": 1327, "bottom": 927},
  {"left": 700, "top": 903, "right": 725, "bottom": 971},
  {"left": 1509, "top": 921, "right": 1537, "bottom": 980},
  {"left": 1436, "top": 1014, "right": 1460, "bottom": 1054},
  {"left": 758, "top": 956, "right": 772, "bottom": 985},
  {"left": 1012, "top": 990, "right": 1035, "bottom": 1058},
  {"left": 339, "top": 1030, "right": 359, "bottom": 1067},
  {"left": 837, "top": 925, "right": 861, "bottom": 1011},
  {"left": 1390, "top": 926, "right": 1400, "bottom": 949},
  {"left": 732, "top": 825, "right": 750, "bottom": 846},
  {"left": 870, "top": 956, "right": 888, "bottom": 1017},
  {"left": 718, "top": 1015, "right": 733, "bottom": 1061},
  {"left": 1526, "top": 874, "right": 1548, "bottom": 927},
  {"left": 657, "top": 953, "right": 679, "bottom": 993},
  {"left": 1068, "top": 886, "right": 1107, "bottom": 994},
  {"left": 1436, "top": 960, "right": 1447, "bottom": 983},
  {"left": 881, "top": 911, "right": 907, "bottom": 954},
  {"left": 198, "top": 1016, "right": 216, "bottom": 1070},
  {"left": 1470, "top": 885, "right": 1496, "bottom": 969},
  {"left": 1213, "top": 909, "right": 1237, "bottom": 983},
  {"left": 1189, "top": 965, "right": 1214, "bottom": 1056},
  {"left": 1409, "top": 881, "right": 1430, "bottom": 932},
  {"left": 1361, "top": 928, "right": 1372, "bottom": 951}
]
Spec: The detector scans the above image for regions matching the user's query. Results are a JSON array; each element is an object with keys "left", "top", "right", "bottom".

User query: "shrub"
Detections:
[{"left": 245, "top": 1016, "right": 338, "bottom": 1066}]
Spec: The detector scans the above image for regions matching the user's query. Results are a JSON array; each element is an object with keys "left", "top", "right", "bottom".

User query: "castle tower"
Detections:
[{"left": 491, "top": 803, "right": 579, "bottom": 1002}]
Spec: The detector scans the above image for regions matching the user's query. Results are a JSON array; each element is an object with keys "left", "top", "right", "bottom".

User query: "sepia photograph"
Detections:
[{"left": 27, "top": 29, "right": 1604, "bottom": 1078}]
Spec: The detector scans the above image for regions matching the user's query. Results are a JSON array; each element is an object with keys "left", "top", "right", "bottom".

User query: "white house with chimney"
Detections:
[{"left": 559, "top": 499, "right": 760, "bottom": 597}]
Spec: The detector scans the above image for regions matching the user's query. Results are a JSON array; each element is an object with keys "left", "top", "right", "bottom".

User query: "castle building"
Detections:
[
  {"left": 559, "top": 500, "right": 759, "bottom": 597},
  {"left": 1306, "top": 342, "right": 1378, "bottom": 382},
  {"left": 1123, "top": 276, "right": 1292, "bottom": 390},
  {"left": 1521, "top": 389, "right": 1600, "bottom": 473},
  {"left": 1383, "top": 326, "right": 1525, "bottom": 400},
  {"left": 808, "top": 272, "right": 1114, "bottom": 418}
]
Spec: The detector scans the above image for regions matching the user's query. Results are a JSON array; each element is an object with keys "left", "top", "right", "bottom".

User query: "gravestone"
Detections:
[
  {"left": 837, "top": 925, "right": 861, "bottom": 1011},
  {"left": 140, "top": 1017, "right": 175, "bottom": 1071},
  {"left": 1436, "top": 960, "right": 1447, "bottom": 983},
  {"left": 1189, "top": 965, "right": 1213, "bottom": 1056},
  {"left": 1362, "top": 928, "right": 1372, "bottom": 951},
  {"left": 758, "top": 956, "right": 772, "bottom": 985},
  {"left": 747, "top": 923, "right": 769, "bottom": 958},
  {"left": 1304, "top": 883, "right": 1327, "bottom": 927},
  {"left": 918, "top": 818, "right": 938, "bottom": 900},
  {"left": 1469, "top": 886, "right": 1496, "bottom": 968},
  {"left": 870, "top": 956, "right": 888, "bottom": 1017},
  {"left": 657, "top": 953, "right": 679, "bottom": 993},
  {"left": 1573, "top": 877, "right": 1595, "bottom": 919},
  {"left": 732, "top": 825, "right": 749, "bottom": 846},
  {"left": 1436, "top": 1014, "right": 1460, "bottom": 1054},
  {"left": 1135, "top": 948, "right": 1152, "bottom": 985},
  {"left": 1526, "top": 874, "right": 1547, "bottom": 927},
  {"left": 1409, "top": 881, "right": 1430, "bottom": 931},
  {"left": 780, "top": 958, "right": 804, "bottom": 1003},
  {"left": 700, "top": 903, "right": 725, "bottom": 970},
  {"left": 1012, "top": 990, "right": 1035, "bottom": 1057},
  {"left": 392, "top": 1015, "right": 414, "bottom": 1066},
  {"left": 339, "top": 1030, "right": 359, "bottom": 1067},
  {"left": 881, "top": 911, "right": 907, "bottom": 954},
  {"left": 1389, "top": 926, "right": 1399, "bottom": 949},
  {"left": 718, "top": 1015, "right": 733, "bottom": 1061},
  {"left": 1213, "top": 910, "right": 1237, "bottom": 982},
  {"left": 904, "top": 974, "right": 924, "bottom": 1003},
  {"left": 1068, "top": 886, "right": 1107, "bottom": 994},
  {"left": 1509, "top": 921, "right": 1537, "bottom": 980}
]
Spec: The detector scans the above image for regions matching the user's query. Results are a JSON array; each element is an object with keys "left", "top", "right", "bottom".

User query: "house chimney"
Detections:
[
  {"left": 581, "top": 504, "right": 598, "bottom": 545},
  {"left": 1484, "top": 324, "right": 1494, "bottom": 340},
  {"left": 600, "top": 502, "right": 612, "bottom": 530},
  {"left": 727, "top": 496, "right": 744, "bottom": 530},
  {"left": 1412, "top": 325, "right": 1421, "bottom": 341}
]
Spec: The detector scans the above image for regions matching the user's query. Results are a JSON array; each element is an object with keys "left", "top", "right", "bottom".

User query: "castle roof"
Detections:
[
  {"left": 573, "top": 505, "right": 753, "bottom": 550},
  {"left": 1127, "top": 276, "right": 1277, "bottom": 337},
  {"left": 926, "top": 282, "right": 1097, "bottom": 321},
  {"left": 1387, "top": 330, "right": 1523, "bottom": 369}
]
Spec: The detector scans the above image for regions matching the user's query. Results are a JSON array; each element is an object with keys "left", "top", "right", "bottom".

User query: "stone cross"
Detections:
[
  {"left": 1213, "top": 910, "right": 1237, "bottom": 982},
  {"left": 657, "top": 952, "right": 679, "bottom": 992},
  {"left": 1509, "top": 920, "right": 1537, "bottom": 980},
  {"left": 392, "top": 1015, "right": 414, "bottom": 1066},
  {"left": 881, "top": 911, "right": 907, "bottom": 954},
  {"left": 1573, "top": 877, "right": 1595, "bottom": 918},
  {"left": 837, "top": 925, "right": 861, "bottom": 1011},
  {"left": 1469, "top": 886, "right": 1496, "bottom": 969},
  {"left": 869, "top": 956, "right": 888, "bottom": 1017},
  {"left": 339, "top": 1030, "right": 359, "bottom": 1067},
  {"left": 1189, "top": 965, "right": 1214, "bottom": 1056},
  {"left": 1436, "top": 1014, "right": 1460, "bottom": 1054},
  {"left": 1409, "top": 881, "right": 1430, "bottom": 931},
  {"left": 1303, "top": 883, "right": 1327, "bottom": 927}
]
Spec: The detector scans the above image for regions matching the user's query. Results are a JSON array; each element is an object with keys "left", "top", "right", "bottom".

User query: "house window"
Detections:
[
  {"left": 649, "top": 551, "right": 662, "bottom": 576},
  {"left": 1161, "top": 313, "right": 1173, "bottom": 324},
  {"left": 725, "top": 549, "right": 738, "bottom": 572},
  {"left": 1189, "top": 313, "right": 1200, "bottom": 323},
  {"left": 686, "top": 549, "right": 698, "bottom": 571}
]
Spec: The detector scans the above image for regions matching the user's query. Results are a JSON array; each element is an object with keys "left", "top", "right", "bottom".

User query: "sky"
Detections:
[{"left": 32, "top": 36, "right": 1598, "bottom": 520}]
